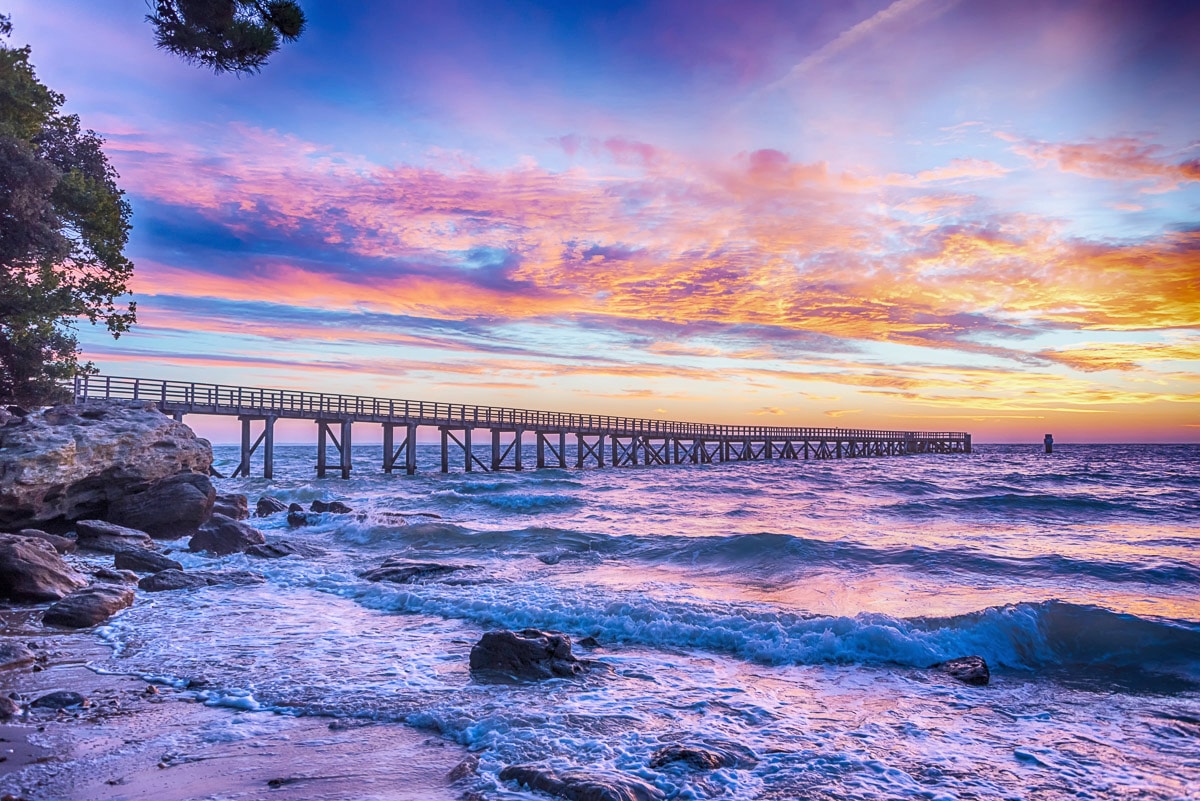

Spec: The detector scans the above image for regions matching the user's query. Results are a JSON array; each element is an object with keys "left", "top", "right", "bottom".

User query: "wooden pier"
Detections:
[{"left": 73, "top": 375, "right": 972, "bottom": 479}]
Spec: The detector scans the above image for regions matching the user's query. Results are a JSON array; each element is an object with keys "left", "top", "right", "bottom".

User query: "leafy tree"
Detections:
[
  {"left": 0, "top": 15, "right": 134, "bottom": 405},
  {"left": 148, "top": 0, "right": 306, "bottom": 75}
]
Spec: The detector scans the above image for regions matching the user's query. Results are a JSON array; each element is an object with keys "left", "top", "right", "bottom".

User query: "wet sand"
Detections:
[{"left": 0, "top": 614, "right": 469, "bottom": 801}]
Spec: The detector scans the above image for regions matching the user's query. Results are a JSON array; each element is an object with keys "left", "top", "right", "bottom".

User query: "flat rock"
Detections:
[
  {"left": 30, "top": 690, "right": 88, "bottom": 709},
  {"left": 310, "top": 499, "right": 352, "bottom": 514},
  {"left": 0, "top": 533, "right": 87, "bottom": 602},
  {"left": 15, "top": 528, "right": 76, "bottom": 553},
  {"left": 107, "top": 472, "right": 216, "bottom": 538},
  {"left": 94, "top": 567, "right": 138, "bottom": 583},
  {"left": 213, "top": 493, "right": 249, "bottom": 520},
  {"left": 361, "top": 559, "right": 463, "bottom": 584},
  {"left": 255, "top": 495, "right": 288, "bottom": 517},
  {"left": 0, "top": 641, "right": 35, "bottom": 671},
  {"left": 245, "top": 540, "right": 324, "bottom": 559},
  {"left": 932, "top": 655, "right": 990, "bottom": 686},
  {"left": 74, "top": 519, "right": 155, "bottom": 553},
  {"left": 43, "top": 585, "right": 134, "bottom": 628},
  {"left": 499, "top": 765, "right": 665, "bottom": 801},
  {"left": 470, "top": 629, "right": 588, "bottom": 681},
  {"left": 114, "top": 548, "right": 183, "bottom": 573},
  {"left": 0, "top": 400, "right": 212, "bottom": 530},
  {"left": 137, "top": 569, "right": 210, "bottom": 592},
  {"left": 188, "top": 514, "right": 265, "bottom": 555}
]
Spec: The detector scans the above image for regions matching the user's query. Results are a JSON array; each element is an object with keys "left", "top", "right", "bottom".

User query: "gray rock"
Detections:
[
  {"left": 310, "top": 499, "right": 352, "bottom": 514},
  {"left": 188, "top": 514, "right": 265, "bottom": 555},
  {"left": 361, "top": 559, "right": 463, "bottom": 584},
  {"left": 43, "top": 585, "right": 135, "bottom": 628},
  {"left": 469, "top": 629, "right": 588, "bottom": 680},
  {"left": 0, "top": 533, "right": 88, "bottom": 602},
  {"left": 74, "top": 519, "right": 155, "bottom": 553},
  {"left": 30, "top": 690, "right": 87, "bottom": 709},
  {"left": 287, "top": 508, "right": 312, "bottom": 527},
  {"left": 0, "top": 400, "right": 212, "bottom": 530},
  {"left": 932, "top": 655, "right": 990, "bottom": 686},
  {"left": 0, "top": 694, "right": 19, "bottom": 718},
  {"left": 245, "top": 540, "right": 323, "bottom": 559},
  {"left": 213, "top": 493, "right": 249, "bottom": 520},
  {"left": 255, "top": 495, "right": 288, "bottom": 517},
  {"left": 114, "top": 548, "right": 183, "bottom": 574},
  {"left": 137, "top": 569, "right": 211, "bottom": 592},
  {"left": 15, "top": 528, "right": 76, "bottom": 553},
  {"left": 499, "top": 765, "right": 665, "bottom": 801},
  {"left": 0, "top": 641, "right": 35, "bottom": 671},
  {"left": 107, "top": 472, "right": 216, "bottom": 538}
]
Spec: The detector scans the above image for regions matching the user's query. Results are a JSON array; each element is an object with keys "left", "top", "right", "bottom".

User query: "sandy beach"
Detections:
[{"left": 0, "top": 612, "right": 469, "bottom": 801}]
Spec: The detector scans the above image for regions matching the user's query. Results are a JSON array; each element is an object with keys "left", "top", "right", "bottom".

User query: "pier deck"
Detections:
[{"left": 73, "top": 375, "right": 971, "bottom": 479}]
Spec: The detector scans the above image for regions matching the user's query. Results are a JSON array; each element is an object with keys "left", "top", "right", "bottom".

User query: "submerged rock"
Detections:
[
  {"left": 107, "top": 472, "right": 216, "bottom": 538},
  {"left": 30, "top": 690, "right": 87, "bottom": 709},
  {"left": 0, "top": 400, "right": 212, "bottom": 531},
  {"left": 310, "top": 499, "right": 352, "bottom": 514},
  {"left": 255, "top": 496, "right": 288, "bottom": 517},
  {"left": 499, "top": 765, "right": 665, "bottom": 801},
  {"left": 932, "top": 655, "right": 990, "bottom": 686},
  {"left": 360, "top": 558, "right": 463, "bottom": 584},
  {"left": 74, "top": 519, "right": 155, "bottom": 553},
  {"left": 469, "top": 629, "right": 589, "bottom": 680},
  {"left": 0, "top": 641, "right": 35, "bottom": 671},
  {"left": 43, "top": 585, "right": 134, "bottom": 628},
  {"left": 14, "top": 528, "right": 75, "bottom": 554},
  {"left": 188, "top": 514, "right": 265, "bottom": 555},
  {"left": 114, "top": 548, "right": 183, "bottom": 574},
  {"left": 286, "top": 503, "right": 311, "bottom": 527},
  {"left": 212, "top": 493, "right": 249, "bottom": 520},
  {"left": 0, "top": 533, "right": 87, "bottom": 602}
]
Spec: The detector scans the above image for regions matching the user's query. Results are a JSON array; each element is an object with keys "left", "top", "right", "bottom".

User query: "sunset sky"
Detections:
[{"left": 10, "top": 0, "right": 1200, "bottom": 442}]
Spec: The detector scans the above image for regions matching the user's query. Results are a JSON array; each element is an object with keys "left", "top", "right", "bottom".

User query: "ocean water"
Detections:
[{"left": 93, "top": 444, "right": 1200, "bottom": 799}]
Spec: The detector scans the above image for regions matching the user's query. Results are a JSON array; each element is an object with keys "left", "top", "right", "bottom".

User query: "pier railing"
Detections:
[{"left": 74, "top": 374, "right": 967, "bottom": 442}]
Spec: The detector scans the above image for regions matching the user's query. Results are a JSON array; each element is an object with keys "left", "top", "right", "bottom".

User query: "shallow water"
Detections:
[{"left": 93, "top": 444, "right": 1200, "bottom": 799}]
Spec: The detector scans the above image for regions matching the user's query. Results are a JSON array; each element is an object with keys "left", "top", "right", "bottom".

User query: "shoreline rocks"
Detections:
[
  {"left": 0, "top": 400, "right": 213, "bottom": 531},
  {"left": 74, "top": 519, "right": 155, "bottom": 553},
  {"left": 213, "top": 493, "right": 249, "bottom": 520},
  {"left": 43, "top": 585, "right": 135, "bottom": 628},
  {"left": 499, "top": 765, "right": 665, "bottom": 801},
  {"left": 469, "top": 629, "right": 590, "bottom": 681},
  {"left": 255, "top": 495, "right": 288, "bottom": 517},
  {"left": 932, "top": 655, "right": 990, "bottom": 686},
  {"left": 360, "top": 558, "right": 464, "bottom": 584},
  {"left": 188, "top": 514, "right": 266, "bottom": 555},
  {"left": 106, "top": 472, "right": 216, "bottom": 537},
  {"left": 114, "top": 548, "right": 183, "bottom": 574},
  {"left": 0, "top": 533, "right": 87, "bottom": 601}
]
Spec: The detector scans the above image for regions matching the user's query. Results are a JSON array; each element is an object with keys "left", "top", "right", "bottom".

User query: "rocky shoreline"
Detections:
[{"left": 2, "top": 400, "right": 993, "bottom": 801}]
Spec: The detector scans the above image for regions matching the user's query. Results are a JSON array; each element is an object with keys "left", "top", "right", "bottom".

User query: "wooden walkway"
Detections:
[{"left": 73, "top": 375, "right": 972, "bottom": 479}]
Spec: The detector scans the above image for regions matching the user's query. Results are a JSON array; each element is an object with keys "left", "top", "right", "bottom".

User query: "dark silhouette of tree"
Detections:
[
  {"left": 0, "top": 15, "right": 134, "bottom": 404},
  {"left": 147, "top": 0, "right": 306, "bottom": 75}
]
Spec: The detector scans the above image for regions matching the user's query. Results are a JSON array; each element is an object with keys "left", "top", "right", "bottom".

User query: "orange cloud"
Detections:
[{"left": 1011, "top": 136, "right": 1200, "bottom": 193}]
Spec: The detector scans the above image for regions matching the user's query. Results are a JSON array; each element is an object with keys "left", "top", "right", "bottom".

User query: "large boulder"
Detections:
[
  {"left": 0, "top": 533, "right": 87, "bottom": 602},
  {"left": 0, "top": 400, "right": 212, "bottom": 530},
  {"left": 499, "top": 765, "right": 665, "bottom": 801},
  {"left": 188, "top": 514, "right": 265, "bottom": 556},
  {"left": 114, "top": 548, "right": 183, "bottom": 574},
  {"left": 43, "top": 584, "right": 134, "bottom": 628},
  {"left": 106, "top": 472, "right": 216, "bottom": 538},
  {"left": 74, "top": 520, "right": 155, "bottom": 553},
  {"left": 469, "top": 629, "right": 588, "bottom": 680}
]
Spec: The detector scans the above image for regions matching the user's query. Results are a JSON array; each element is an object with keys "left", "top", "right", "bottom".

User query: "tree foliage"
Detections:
[
  {"left": 148, "top": 0, "right": 306, "bottom": 75},
  {"left": 0, "top": 15, "right": 134, "bottom": 405}
]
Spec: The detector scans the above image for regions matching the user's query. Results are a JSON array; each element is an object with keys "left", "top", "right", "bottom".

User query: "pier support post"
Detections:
[
  {"left": 1044, "top": 434, "right": 1053, "bottom": 454},
  {"left": 383, "top": 423, "right": 394, "bottom": 473},
  {"left": 464, "top": 427, "right": 473, "bottom": 472},
  {"left": 492, "top": 429, "right": 501, "bottom": 471},
  {"left": 172, "top": 411, "right": 185, "bottom": 423},
  {"left": 559, "top": 432, "right": 567, "bottom": 467},
  {"left": 514, "top": 428, "right": 523, "bottom": 471},
  {"left": 441, "top": 428, "right": 450, "bottom": 473},
  {"left": 965, "top": 434, "right": 972, "bottom": 454},
  {"left": 263, "top": 416, "right": 275, "bottom": 479},
  {"left": 340, "top": 419, "right": 352, "bottom": 479},
  {"left": 317, "top": 422, "right": 328, "bottom": 477},
  {"left": 537, "top": 432, "right": 546, "bottom": 469},
  {"left": 406, "top": 423, "right": 418, "bottom": 475}
]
